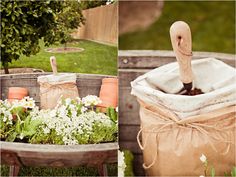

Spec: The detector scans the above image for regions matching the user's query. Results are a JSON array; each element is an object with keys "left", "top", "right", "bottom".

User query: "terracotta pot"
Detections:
[
  {"left": 98, "top": 78, "right": 118, "bottom": 111},
  {"left": 8, "top": 87, "right": 28, "bottom": 102}
]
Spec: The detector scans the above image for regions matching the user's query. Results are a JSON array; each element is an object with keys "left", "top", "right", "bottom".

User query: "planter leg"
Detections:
[
  {"left": 98, "top": 164, "right": 108, "bottom": 177},
  {"left": 9, "top": 165, "right": 20, "bottom": 177}
]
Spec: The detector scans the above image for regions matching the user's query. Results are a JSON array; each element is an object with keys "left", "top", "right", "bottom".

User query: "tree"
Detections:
[
  {"left": 0, "top": 1, "right": 64, "bottom": 74},
  {"left": 55, "top": 1, "right": 85, "bottom": 49},
  {"left": 0, "top": 1, "right": 86, "bottom": 74},
  {"left": 80, "top": 1, "right": 107, "bottom": 10}
]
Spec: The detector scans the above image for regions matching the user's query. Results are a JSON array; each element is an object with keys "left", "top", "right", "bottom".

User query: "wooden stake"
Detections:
[{"left": 50, "top": 56, "right": 58, "bottom": 75}]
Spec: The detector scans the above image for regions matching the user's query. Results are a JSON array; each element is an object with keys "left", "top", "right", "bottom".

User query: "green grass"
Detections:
[
  {"left": 119, "top": 1, "right": 235, "bottom": 54},
  {"left": 8, "top": 39, "right": 117, "bottom": 76},
  {"left": 0, "top": 164, "right": 117, "bottom": 176}
]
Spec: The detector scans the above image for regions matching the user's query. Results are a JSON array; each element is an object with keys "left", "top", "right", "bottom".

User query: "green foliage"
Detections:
[
  {"left": 81, "top": 0, "right": 108, "bottom": 10},
  {"left": 0, "top": 1, "right": 85, "bottom": 73},
  {"left": 124, "top": 150, "right": 134, "bottom": 176},
  {"left": 0, "top": 164, "right": 117, "bottom": 176},
  {"left": 230, "top": 167, "right": 236, "bottom": 177},
  {"left": 0, "top": 1, "right": 64, "bottom": 73},
  {"left": 224, "top": 167, "right": 236, "bottom": 177},
  {"left": 1, "top": 97, "right": 118, "bottom": 145},
  {"left": 30, "top": 111, "right": 118, "bottom": 145},
  {"left": 55, "top": 1, "right": 85, "bottom": 47},
  {"left": 91, "top": 121, "right": 118, "bottom": 143},
  {"left": 200, "top": 154, "right": 235, "bottom": 177},
  {"left": 106, "top": 107, "right": 117, "bottom": 122},
  {"left": 211, "top": 167, "right": 215, "bottom": 177},
  {"left": 0, "top": 107, "right": 42, "bottom": 142},
  {"left": 21, "top": 116, "right": 42, "bottom": 137}
]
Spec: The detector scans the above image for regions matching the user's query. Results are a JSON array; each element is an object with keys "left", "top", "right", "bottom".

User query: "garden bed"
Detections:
[
  {"left": 0, "top": 68, "right": 44, "bottom": 75},
  {"left": 45, "top": 47, "right": 84, "bottom": 53},
  {"left": 0, "top": 73, "right": 118, "bottom": 176},
  {"left": 1, "top": 141, "right": 117, "bottom": 176}
]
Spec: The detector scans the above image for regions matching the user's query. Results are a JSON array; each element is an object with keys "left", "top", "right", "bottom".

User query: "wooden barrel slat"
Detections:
[
  {"left": 119, "top": 125, "right": 140, "bottom": 141},
  {"left": 0, "top": 73, "right": 115, "bottom": 103},
  {"left": 118, "top": 50, "right": 236, "bottom": 69},
  {"left": 119, "top": 141, "right": 141, "bottom": 154},
  {"left": 118, "top": 50, "right": 236, "bottom": 176}
]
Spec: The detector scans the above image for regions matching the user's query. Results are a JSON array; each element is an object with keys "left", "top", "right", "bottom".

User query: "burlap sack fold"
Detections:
[
  {"left": 137, "top": 99, "right": 235, "bottom": 176},
  {"left": 37, "top": 73, "right": 79, "bottom": 109}
]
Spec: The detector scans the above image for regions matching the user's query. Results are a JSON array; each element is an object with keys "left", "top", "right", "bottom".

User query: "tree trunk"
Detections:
[
  {"left": 119, "top": 1, "right": 164, "bottom": 34},
  {"left": 64, "top": 43, "right": 67, "bottom": 50},
  {"left": 4, "top": 64, "right": 9, "bottom": 74}
]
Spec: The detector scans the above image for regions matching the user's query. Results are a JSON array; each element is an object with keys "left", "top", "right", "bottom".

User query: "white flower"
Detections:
[
  {"left": 19, "top": 133, "right": 24, "bottom": 140},
  {"left": 200, "top": 176, "right": 205, "bottom": 177},
  {"left": 65, "top": 98, "right": 72, "bottom": 106},
  {"left": 22, "top": 96, "right": 36, "bottom": 109},
  {"left": 118, "top": 150, "right": 126, "bottom": 177},
  {"left": 49, "top": 109, "right": 57, "bottom": 117},
  {"left": 200, "top": 154, "right": 207, "bottom": 163},
  {"left": 116, "top": 107, "right": 118, "bottom": 112},
  {"left": 0, "top": 103, "right": 13, "bottom": 124},
  {"left": 11, "top": 96, "right": 36, "bottom": 109},
  {"left": 21, "top": 95, "right": 117, "bottom": 146},
  {"left": 3, "top": 116, "right": 7, "bottom": 122},
  {"left": 76, "top": 97, "right": 81, "bottom": 104},
  {"left": 81, "top": 106, "right": 87, "bottom": 113},
  {"left": 58, "top": 105, "right": 68, "bottom": 117},
  {"left": 43, "top": 127, "right": 50, "bottom": 134},
  {"left": 82, "top": 95, "right": 102, "bottom": 107}
]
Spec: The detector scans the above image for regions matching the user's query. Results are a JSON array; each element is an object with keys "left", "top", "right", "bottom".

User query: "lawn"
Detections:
[
  {"left": 119, "top": 1, "right": 235, "bottom": 54},
  {"left": 6, "top": 39, "right": 117, "bottom": 76}
]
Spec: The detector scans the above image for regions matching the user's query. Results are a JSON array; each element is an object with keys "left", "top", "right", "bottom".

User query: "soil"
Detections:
[
  {"left": 45, "top": 47, "right": 84, "bottom": 53},
  {"left": 182, "top": 88, "right": 204, "bottom": 96},
  {"left": 0, "top": 68, "right": 44, "bottom": 74}
]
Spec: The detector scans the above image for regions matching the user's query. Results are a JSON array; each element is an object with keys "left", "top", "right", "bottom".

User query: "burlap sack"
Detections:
[
  {"left": 37, "top": 73, "right": 79, "bottom": 109},
  {"left": 137, "top": 99, "right": 235, "bottom": 176},
  {"left": 131, "top": 58, "right": 236, "bottom": 176}
]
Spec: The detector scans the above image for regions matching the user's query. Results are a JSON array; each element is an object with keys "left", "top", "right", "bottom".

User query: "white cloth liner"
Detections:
[
  {"left": 37, "top": 73, "right": 77, "bottom": 84},
  {"left": 131, "top": 58, "right": 236, "bottom": 119}
]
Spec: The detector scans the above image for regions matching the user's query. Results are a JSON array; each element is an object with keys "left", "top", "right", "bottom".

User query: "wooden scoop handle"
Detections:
[
  {"left": 50, "top": 56, "right": 57, "bottom": 75},
  {"left": 170, "top": 21, "right": 193, "bottom": 85}
]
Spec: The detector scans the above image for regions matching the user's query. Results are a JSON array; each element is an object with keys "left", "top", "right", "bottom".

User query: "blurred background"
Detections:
[{"left": 119, "top": 1, "right": 235, "bottom": 54}]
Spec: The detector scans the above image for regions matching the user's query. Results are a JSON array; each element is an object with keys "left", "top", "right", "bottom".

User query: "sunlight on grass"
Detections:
[{"left": 8, "top": 40, "right": 117, "bottom": 76}]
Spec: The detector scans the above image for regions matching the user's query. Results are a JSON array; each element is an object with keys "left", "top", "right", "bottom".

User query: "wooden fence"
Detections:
[{"left": 73, "top": 3, "right": 118, "bottom": 45}]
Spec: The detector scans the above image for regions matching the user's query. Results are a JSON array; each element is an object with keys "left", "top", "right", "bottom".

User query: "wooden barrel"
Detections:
[
  {"left": 118, "top": 50, "right": 235, "bottom": 176},
  {"left": 0, "top": 73, "right": 118, "bottom": 176}
]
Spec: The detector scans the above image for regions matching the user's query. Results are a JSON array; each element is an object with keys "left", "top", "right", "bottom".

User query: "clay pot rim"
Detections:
[
  {"left": 97, "top": 102, "right": 116, "bottom": 108},
  {"left": 9, "top": 87, "right": 28, "bottom": 91},
  {"left": 102, "top": 78, "right": 118, "bottom": 83}
]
